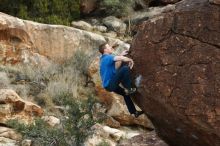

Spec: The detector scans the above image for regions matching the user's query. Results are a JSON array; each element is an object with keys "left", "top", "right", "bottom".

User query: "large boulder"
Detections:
[
  {"left": 0, "top": 12, "right": 105, "bottom": 64},
  {"left": 131, "top": 0, "right": 220, "bottom": 146},
  {"left": 0, "top": 12, "right": 126, "bottom": 64}
]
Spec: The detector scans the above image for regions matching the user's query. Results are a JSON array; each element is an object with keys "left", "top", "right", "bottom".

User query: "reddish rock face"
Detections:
[
  {"left": 0, "top": 28, "right": 34, "bottom": 64},
  {"left": 131, "top": 0, "right": 220, "bottom": 146}
]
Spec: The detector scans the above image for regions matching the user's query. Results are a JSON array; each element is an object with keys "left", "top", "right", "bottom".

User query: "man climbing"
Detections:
[{"left": 99, "top": 42, "right": 144, "bottom": 118}]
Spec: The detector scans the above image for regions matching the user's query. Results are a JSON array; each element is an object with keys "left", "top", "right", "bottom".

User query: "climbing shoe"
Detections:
[
  {"left": 134, "top": 110, "right": 144, "bottom": 118},
  {"left": 125, "top": 87, "right": 137, "bottom": 95},
  {"left": 135, "top": 75, "right": 142, "bottom": 87}
]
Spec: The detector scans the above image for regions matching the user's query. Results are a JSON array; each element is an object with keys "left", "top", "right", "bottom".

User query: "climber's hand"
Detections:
[
  {"left": 129, "top": 59, "right": 134, "bottom": 69},
  {"left": 120, "top": 50, "right": 129, "bottom": 56}
]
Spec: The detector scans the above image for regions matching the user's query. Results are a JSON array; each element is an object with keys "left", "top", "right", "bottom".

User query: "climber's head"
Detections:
[{"left": 99, "top": 43, "right": 113, "bottom": 54}]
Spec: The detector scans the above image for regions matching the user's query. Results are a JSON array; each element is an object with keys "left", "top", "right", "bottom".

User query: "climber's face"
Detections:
[{"left": 103, "top": 44, "right": 113, "bottom": 54}]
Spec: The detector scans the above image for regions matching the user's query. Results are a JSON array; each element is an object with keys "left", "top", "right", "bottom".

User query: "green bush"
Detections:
[
  {"left": 61, "top": 94, "right": 97, "bottom": 146},
  {"left": 64, "top": 50, "right": 94, "bottom": 76},
  {"left": 0, "top": 0, "right": 80, "bottom": 25},
  {"left": 97, "top": 139, "right": 110, "bottom": 146},
  {"left": 7, "top": 118, "right": 67, "bottom": 146},
  {"left": 100, "top": 0, "right": 135, "bottom": 17}
]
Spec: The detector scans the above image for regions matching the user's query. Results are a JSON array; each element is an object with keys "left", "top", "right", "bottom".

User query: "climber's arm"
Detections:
[
  {"left": 114, "top": 50, "right": 129, "bottom": 69},
  {"left": 114, "top": 56, "right": 134, "bottom": 69}
]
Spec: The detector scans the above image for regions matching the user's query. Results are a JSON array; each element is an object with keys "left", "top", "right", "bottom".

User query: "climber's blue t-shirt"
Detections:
[{"left": 100, "top": 54, "right": 116, "bottom": 88}]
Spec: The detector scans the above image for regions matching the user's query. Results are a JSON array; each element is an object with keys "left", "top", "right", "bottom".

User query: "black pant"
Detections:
[{"left": 105, "top": 66, "right": 136, "bottom": 114}]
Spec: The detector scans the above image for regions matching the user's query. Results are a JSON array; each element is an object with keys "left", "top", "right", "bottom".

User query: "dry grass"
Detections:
[
  {"left": 0, "top": 72, "right": 10, "bottom": 89},
  {"left": 0, "top": 50, "right": 96, "bottom": 112}
]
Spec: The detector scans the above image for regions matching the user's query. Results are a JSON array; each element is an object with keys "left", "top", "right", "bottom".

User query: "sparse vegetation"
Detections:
[
  {"left": 100, "top": 0, "right": 135, "bottom": 17},
  {"left": 3, "top": 50, "right": 103, "bottom": 145},
  {"left": 8, "top": 118, "right": 66, "bottom": 146},
  {"left": 7, "top": 95, "right": 97, "bottom": 146},
  {"left": 97, "top": 139, "right": 111, "bottom": 146},
  {"left": 0, "top": 50, "right": 95, "bottom": 108}
]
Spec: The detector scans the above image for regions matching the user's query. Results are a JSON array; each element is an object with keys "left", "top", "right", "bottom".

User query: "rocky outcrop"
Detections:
[
  {"left": 0, "top": 126, "right": 21, "bottom": 146},
  {"left": 0, "top": 89, "right": 43, "bottom": 145},
  {"left": 84, "top": 124, "right": 125, "bottom": 146},
  {"left": 131, "top": 0, "right": 220, "bottom": 146},
  {"left": 125, "top": 4, "right": 175, "bottom": 35},
  {"left": 71, "top": 21, "right": 93, "bottom": 31},
  {"left": 21, "top": 139, "right": 31, "bottom": 146},
  {"left": 0, "top": 12, "right": 128, "bottom": 64},
  {"left": 84, "top": 123, "right": 155, "bottom": 146},
  {"left": 0, "top": 137, "right": 18, "bottom": 146},
  {"left": 107, "top": 93, "right": 153, "bottom": 128},
  {"left": 0, "top": 89, "right": 43, "bottom": 124},
  {"left": 0, "top": 12, "right": 102, "bottom": 63},
  {"left": 118, "top": 131, "right": 168, "bottom": 146},
  {"left": 41, "top": 116, "right": 60, "bottom": 127},
  {"left": 102, "top": 16, "right": 127, "bottom": 35}
]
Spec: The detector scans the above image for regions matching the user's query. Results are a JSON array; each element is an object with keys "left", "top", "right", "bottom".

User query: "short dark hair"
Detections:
[{"left": 99, "top": 43, "right": 108, "bottom": 54}]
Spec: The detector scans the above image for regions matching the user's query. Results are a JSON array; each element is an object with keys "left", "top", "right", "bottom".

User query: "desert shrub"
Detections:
[
  {"left": 0, "top": 71, "right": 10, "bottom": 89},
  {"left": 11, "top": 84, "right": 30, "bottom": 99},
  {"left": 0, "top": 63, "right": 61, "bottom": 99},
  {"left": 34, "top": 92, "right": 54, "bottom": 108},
  {"left": 43, "top": 50, "right": 95, "bottom": 105},
  {"left": 0, "top": 63, "right": 60, "bottom": 85},
  {"left": 15, "top": 63, "right": 60, "bottom": 84},
  {"left": 61, "top": 94, "right": 97, "bottom": 145},
  {"left": 64, "top": 49, "right": 94, "bottom": 76},
  {"left": 97, "top": 139, "right": 111, "bottom": 146},
  {"left": 7, "top": 118, "right": 67, "bottom": 146},
  {"left": 7, "top": 95, "right": 98, "bottom": 146},
  {"left": 12, "top": 51, "right": 90, "bottom": 106},
  {"left": 0, "top": 49, "right": 94, "bottom": 108},
  {"left": 100, "top": 0, "right": 135, "bottom": 17}
]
